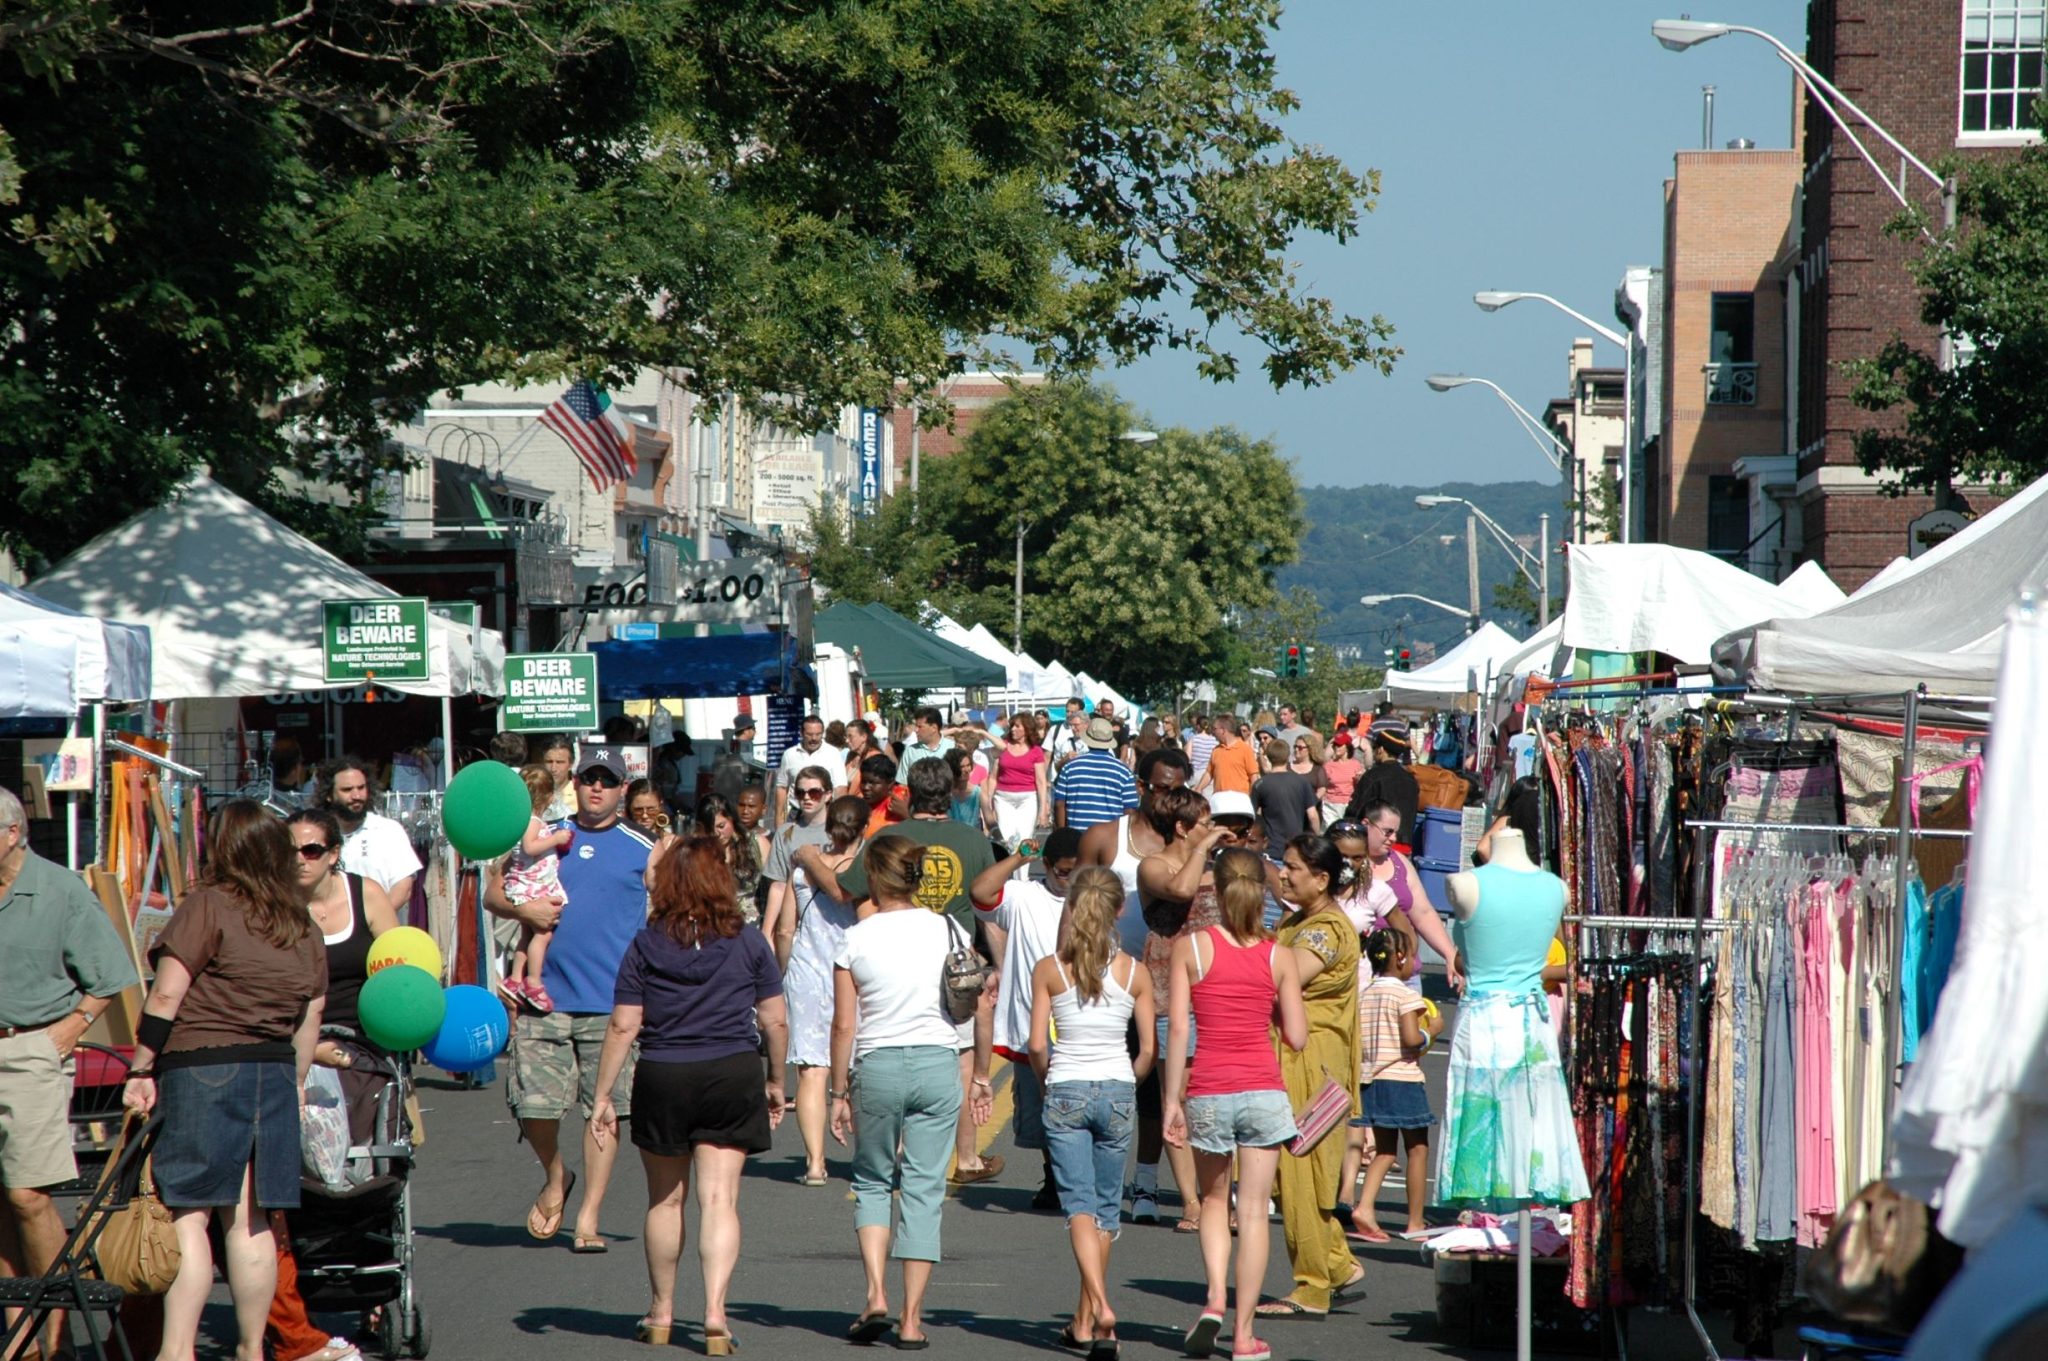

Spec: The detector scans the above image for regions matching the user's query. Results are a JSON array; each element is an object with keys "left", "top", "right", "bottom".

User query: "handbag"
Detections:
[
  {"left": 941, "top": 914, "right": 993, "bottom": 1025},
  {"left": 1286, "top": 1069, "right": 1352, "bottom": 1157},
  {"left": 86, "top": 1113, "right": 182, "bottom": 1296},
  {"left": 1803, "top": 1179, "right": 1963, "bottom": 1333}
]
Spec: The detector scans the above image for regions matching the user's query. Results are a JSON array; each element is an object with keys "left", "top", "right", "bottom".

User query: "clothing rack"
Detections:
[{"left": 1659, "top": 812, "right": 1974, "bottom": 1360}]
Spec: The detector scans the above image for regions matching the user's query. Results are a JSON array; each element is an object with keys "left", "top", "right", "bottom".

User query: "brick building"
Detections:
[
  {"left": 887, "top": 372, "right": 1046, "bottom": 479},
  {"left": 1795, "top": 0, "right": 2039, "bottom": 588},
  {"left": 1655, "top": 146, "right": 1801, "bottom": 571}
]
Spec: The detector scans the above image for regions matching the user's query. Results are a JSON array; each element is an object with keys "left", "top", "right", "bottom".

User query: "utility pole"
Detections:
[
  {"left": 909, "top": 400, "right": 921, "bottom": 522},
  {"left": 1538, "top": 512, "right": 1551, "bottom": 628},
  {"left": 1465, "top": 511, "right": 1481, "bottom": 634}
]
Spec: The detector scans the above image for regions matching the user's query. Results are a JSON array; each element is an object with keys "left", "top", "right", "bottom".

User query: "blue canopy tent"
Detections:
[{"left": 588, "top": 633, "right": 803, "bottom": 700}]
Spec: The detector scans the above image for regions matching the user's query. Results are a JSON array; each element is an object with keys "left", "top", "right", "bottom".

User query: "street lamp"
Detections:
[
  {"left": 1424, "top": 374, "right": 1571, "bottom": 474},
  {"left": 1474, "top": 290, "right": 1636, "bottom": 544},
  {"left": 1651, "top": 18, "right": 1958, "bottom": 365},
  {"left": 1360, "top": 592, "right": 1477, "bottom": 624},
  {"left": 1416, "top": 494, "right": 1551, "bottom": 628}
]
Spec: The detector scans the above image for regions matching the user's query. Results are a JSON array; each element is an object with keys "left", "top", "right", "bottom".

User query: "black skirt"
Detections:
[{"left": 630, "top": 1051, "right": 772, "bottom": 1156}]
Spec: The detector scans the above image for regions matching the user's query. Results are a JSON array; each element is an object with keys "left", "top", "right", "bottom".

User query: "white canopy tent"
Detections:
[
  {"left": 1366, "top": 622, "right": 1525, "bottom": 710},
  {"left": 1483, "top": 617, "right": 1566, "bottom": 723},
  {"left": 1073, "top": 671, "right": 1145, "bottom": 724},
  {"left": 0, "top": 581, "right": 152, "bottom": 716},
  {"left": 1564, "top": 543, "right": 1844, "bottom": 665},
  {"left": 1713, "top": 472, "right": 2048, "bottom": 696},
  {"left": 33, "top": 473, "right": 504, "bottom": 699},
  {"left": 969, "top": 626, "right": 1071, "bottom": 701}
]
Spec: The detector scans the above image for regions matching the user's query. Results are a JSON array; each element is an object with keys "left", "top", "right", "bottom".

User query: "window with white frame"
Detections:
[{"left": 1961, "top": 0, "right": 2046, "bottom": 134}]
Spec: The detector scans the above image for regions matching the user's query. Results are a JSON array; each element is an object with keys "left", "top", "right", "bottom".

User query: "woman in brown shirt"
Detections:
[{"left": 123, "top": 800, "right": 328, "bottom": 1361}]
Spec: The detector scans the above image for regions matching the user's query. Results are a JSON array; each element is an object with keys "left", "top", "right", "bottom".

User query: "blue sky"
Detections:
[{"left": 1111, "top": 1, "right": 1806, "bottom": 489}]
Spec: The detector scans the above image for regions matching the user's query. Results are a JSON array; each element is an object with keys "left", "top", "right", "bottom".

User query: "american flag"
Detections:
[{"left": 538, "top": 380, "right": 637, "bottom": 491}]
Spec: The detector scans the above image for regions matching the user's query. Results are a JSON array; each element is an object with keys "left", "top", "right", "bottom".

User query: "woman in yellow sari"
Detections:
[{"left": 1258, "top": 834, "right": 1364, "bottom": 1319}]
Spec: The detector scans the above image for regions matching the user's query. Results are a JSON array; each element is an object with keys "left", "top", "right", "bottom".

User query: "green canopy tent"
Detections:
[{"left": 815, "top": 601, "right": 1006, "bottom": 690}]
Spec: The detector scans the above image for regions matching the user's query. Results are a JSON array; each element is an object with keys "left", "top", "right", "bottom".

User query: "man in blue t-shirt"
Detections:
[{"left": 486, "top": 744, "right": 655, "bottom": 1253}]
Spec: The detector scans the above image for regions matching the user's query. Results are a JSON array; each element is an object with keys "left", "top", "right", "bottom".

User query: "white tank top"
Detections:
[
  {"left": 1046, "top": 954, "right": 1138, "bottom": 1086},
  {"left": 1110, "top": 815, "right": 1151, "bottom": 956}
]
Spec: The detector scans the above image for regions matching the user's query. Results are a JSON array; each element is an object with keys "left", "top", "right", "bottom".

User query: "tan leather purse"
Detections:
[{"left": 86, "top": 1113, "right": 182, "bottom": 1296}]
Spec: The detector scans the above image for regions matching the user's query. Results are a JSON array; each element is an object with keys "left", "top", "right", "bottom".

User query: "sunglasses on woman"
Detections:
[
  {"left": 295, "top": 842, "right": 333, "bottom": 859},
  {"left": 795, "top": 786, "right": 828, "bottom": 800}
]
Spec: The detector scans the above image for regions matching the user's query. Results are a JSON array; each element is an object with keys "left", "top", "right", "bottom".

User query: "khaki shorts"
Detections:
[
  {"left": 0, "top": 1028, "right": 76, "bottom": 1189},
  {"left": 506, "top": 1012, "right": 634, "bottom": 1122}
]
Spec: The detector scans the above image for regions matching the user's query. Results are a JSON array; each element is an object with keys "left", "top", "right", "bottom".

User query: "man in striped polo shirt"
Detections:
[{"left": 1051, "top": 716, "right": 1139, "bottom": 832}]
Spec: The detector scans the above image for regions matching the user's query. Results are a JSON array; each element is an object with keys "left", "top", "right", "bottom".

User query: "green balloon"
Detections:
[
  {"left": 358, "top": 963, "right": 447, "bottom": 1053},
  {"left": 444, "top": 759, "right": 535, "bottom": 860}
]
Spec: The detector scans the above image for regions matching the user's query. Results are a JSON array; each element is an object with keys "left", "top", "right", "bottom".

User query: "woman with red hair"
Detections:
[{"left": 591, "top": 836, "right": 788, "bottom": 1354}]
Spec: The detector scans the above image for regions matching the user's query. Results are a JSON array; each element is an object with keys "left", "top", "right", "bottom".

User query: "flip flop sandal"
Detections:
[
  {"left": 1087, "top": 1339, "right": 1119, "bottom": 1361},
  {"left": 1057, "top": 1324, "right": 1089, "bottom": 1350},
  {"left": 633, "top": 1318, "right": 672, "bottom": 1346},
  {"left": 526, "top": 1170, "right": 576, "bottom": 1239},
  {"left": 1183, "top": 1311, "right": 1224, "bottom": 1358},
  {"left": 705, "top": 1326, "right": 738, "bottom": 1355},
  {"left": 1252, "top": 1298, "right": 1327, "bottom": 1320},
  {"left": 1231, "top": 1342, "right": 1273, "bottom": 1361},
  {"left": 571, "top": 1234, "right": 609, "bottom": 1253},
  {"left": 799, "top": 1173, "right": 831, "bottom": 1187},
  {"left": 1346, "top": 1226, "right": 1391, "bottom": 1244},
  {"left": 847, "top": 1311, "right": 892, "bottom": 1345},
  {"left": 1173, "top": 1217, "right": 1202, "bottom": 1234}
]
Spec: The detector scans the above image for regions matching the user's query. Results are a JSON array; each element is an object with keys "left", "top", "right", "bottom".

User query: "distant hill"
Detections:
[{"left": 1281, "top": 480, "right": 1566, "bottom": 665}]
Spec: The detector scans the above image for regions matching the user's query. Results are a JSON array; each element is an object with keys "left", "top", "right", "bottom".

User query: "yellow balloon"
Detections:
[{"left": 367, "top": 926, "right": 443, "bottom": 982}]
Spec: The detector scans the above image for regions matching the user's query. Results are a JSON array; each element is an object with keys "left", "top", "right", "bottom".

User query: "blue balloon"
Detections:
[{"left": 421, "top": 984, "right": 509, "bottom": 1074}]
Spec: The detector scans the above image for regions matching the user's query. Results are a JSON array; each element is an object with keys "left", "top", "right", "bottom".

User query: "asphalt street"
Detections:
[{"left": 179, "top": 987, "right": 1744, "bottom": 1360}]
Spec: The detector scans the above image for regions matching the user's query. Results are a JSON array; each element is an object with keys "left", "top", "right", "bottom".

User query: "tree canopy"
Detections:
[
  {"left": 1848, "top": 104, "right": 2048, "bottom": 496},
  {"left": 805, "top": 382, "right": 1302, "bottom": 699},
  {"left": 0, "top": 0, "right": 1396, "bottom": 571}
]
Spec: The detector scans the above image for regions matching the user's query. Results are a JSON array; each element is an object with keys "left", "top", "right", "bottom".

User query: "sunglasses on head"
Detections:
[
  {"left": 295, "top": 842, "right": 334, "bottom": 859},
  {"left": 576, "top": 770, "right": 622, "bottom": 788},
  {"left": 1328, "top": 820, "right": 1367, "bottom": 837}
]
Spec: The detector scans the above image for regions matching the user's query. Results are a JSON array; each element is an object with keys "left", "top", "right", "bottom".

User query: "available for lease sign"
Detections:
[
  {"left": 322, "top": 597, "right": 431, "bottom": 683},
  {"left": 502, "top": 653, "right": 600, "bottom": 733}
]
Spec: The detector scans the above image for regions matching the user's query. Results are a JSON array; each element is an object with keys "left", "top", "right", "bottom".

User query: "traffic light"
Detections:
[
  {"left": 1396, "top": 648, "right": 1412, "bottom": 672},
  {"left": 1284, "top": 643, "right": 1304, "bottom": 678}
]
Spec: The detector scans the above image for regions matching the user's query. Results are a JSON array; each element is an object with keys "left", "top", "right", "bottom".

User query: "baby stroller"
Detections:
[{"left": 290, "top": 1028, "right": 429, "bottom": 1359}]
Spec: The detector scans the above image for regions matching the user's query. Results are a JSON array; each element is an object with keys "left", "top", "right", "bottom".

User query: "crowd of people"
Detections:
[{"left": 0, "top": 693, "right": 1494, "bottom": 1361}]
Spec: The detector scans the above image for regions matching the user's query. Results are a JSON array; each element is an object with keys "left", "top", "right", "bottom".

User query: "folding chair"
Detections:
[{"left": 0, "top": 1113, "right": 161, "bottom": 1361}]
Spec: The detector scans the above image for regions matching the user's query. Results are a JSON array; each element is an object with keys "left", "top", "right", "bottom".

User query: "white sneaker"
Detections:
[{"left": 1131, "top": 1189, "right": 1158, "bottom": 1224}]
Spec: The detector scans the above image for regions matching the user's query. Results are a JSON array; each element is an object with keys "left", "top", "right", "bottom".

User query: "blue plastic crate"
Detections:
[
  {"left": 1413, "top": 855, "right": 1459, "bottom": 916},
  {"left": 1414, "top": 807, "right": 1465, "bottom": 862}
]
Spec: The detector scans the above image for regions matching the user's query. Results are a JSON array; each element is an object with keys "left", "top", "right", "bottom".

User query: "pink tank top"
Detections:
[{"left": 1186, "top": 926, "right": 1285, "bottom": 1097}]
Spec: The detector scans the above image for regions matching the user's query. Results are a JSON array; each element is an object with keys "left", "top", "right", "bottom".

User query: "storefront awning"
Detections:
[
  {"left": 589, "top": 633, "right": 790, "bottom": 699},
  {"left": 814, "top": 602, "right": 1005, "bottom": 690}
]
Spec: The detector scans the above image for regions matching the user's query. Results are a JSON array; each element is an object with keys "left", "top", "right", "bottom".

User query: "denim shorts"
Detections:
[
  {"left": 1043, "top": 1080, "right": 1136, "bottom": 1229},
  {"left": 1183, "top": 1088, "right": 1298, "bottom": 1156},
  {"left": 1354, "top": 1079, "right": 1437, "bottom": 1131},
  {"left": 156, "top": 1060, "right": 302, "bottom": 1209}
]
